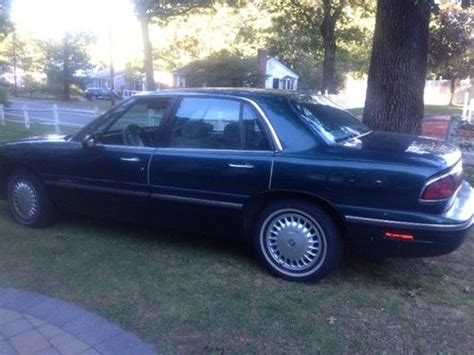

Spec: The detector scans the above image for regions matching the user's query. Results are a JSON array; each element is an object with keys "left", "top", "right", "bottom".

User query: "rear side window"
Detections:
[{"left": 168, "top": 97, "right": 270, "bottom": 151}]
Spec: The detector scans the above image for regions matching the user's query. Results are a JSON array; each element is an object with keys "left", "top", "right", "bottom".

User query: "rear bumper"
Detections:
[{"left": 345, "top": 181, "right": 473, "bottom": 258}]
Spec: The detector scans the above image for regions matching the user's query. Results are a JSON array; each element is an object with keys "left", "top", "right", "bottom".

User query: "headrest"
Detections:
[{"left": 181, "top": 120, "right": 212, "bottom": 138}]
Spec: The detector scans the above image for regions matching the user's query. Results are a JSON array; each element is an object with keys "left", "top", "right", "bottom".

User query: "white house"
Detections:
[{"left": 258, "top": 49, "right": 300, "bottom": 91}]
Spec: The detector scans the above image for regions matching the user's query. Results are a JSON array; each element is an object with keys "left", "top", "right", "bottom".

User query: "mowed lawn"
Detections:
[{"left": 0, "top": 123, "right": 473, "bottom": 353}]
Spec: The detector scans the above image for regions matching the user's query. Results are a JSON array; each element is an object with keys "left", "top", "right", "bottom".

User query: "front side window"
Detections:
[
  {"left": 168, "top": 97, "right": 270, "bottom": 150},
  {"left": 94, "top": 98, "right": 171, "bottom": 147},
  {"left": 291, "top": 98, "right": 371, "bottom": 143}
]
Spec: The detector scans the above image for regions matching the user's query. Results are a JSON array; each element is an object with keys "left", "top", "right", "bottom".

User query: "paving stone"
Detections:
[
  {"left": 37, "top": 324, "right": 63, "bottom": 340},
  {"left": 0, "top": 339, "right": 16, "bottom": 355},
  {"left": 27, "top": 299, "right": 87, "bottom": 327},
  {"left": 0, "top": 290, "right": 21, "bottom": 307},
  {"left": 10, "top": 329, "right": 50, "bottom": 354},
  {"left": 0, "top": 309, "right": 22, "bottom": 326},
  {"left": 77, "top": 348, "right": 101, "bottom": 355},
  {"left": 0, "top": 318, "right": 33, "bottom": 338},
  {"left": 50, "top": 332, "right": 89, "bottom": 355},
  {"left": 35, "top": 347, "right": 61, "bottom": 355},
  {"left": 1, "top": 291, "right": 47, "bottom": 312},
  {"left": 24, "top": 315, "right": 45, "bottom": 328},
  {"left": 95, "top": 331, "right": 156, "bottom": 355},
  {"left": 63, "top": 313, "right": 123, "bottom": 346}
]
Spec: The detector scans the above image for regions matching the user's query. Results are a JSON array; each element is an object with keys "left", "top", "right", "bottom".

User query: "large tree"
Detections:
[
  {"left": 43, "top": 33, "right": 94, "bottom": 100},
  {"left": 362, "top": 0, "right": 433, "bottom": 134},
  {"left": 266, "top": 0, "right": 374, "bottom": 92},
  {"left": 133, "top": 0, "right": 213, "bottom": 91},
  {"left": 429, "top": 5, "right": 473, "bottom": 105}
]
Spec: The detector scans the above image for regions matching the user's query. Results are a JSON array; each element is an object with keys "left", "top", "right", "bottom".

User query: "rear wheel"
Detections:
[
  {"left": 253, "top": 200, "right": 342, "bottom": 282},
  {"left": 7, "top": 171, "right": 57, "bottom": 227}
]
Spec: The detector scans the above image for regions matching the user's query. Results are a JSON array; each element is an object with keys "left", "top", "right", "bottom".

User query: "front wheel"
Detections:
[
  {"left": 254, "top": 201, "right": 342, "bottom": 282},
  {"left": 7, "top": 171, "right": 57, "bottom": 228}
]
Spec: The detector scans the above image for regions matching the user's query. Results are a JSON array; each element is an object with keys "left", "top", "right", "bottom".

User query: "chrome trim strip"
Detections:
[
  {"left": 150, "top": 193, "right": 242, "bottom": 209},
  {"left": 240, "top": 97, "right": 283, "bottom": 152},
  {"left": 345, "top": 215, "right": 473, "bottom": 231},
  {"left": 45, "top": 181, "right": 149, "bottom": 197}
]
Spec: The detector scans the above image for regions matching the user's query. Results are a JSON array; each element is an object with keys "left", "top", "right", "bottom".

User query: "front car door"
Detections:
[
  {"left": 148, "top": 95, "right": 276, "bottom": 235},
  {"left": 44, "top": 96, "right": 173, "bottom": 221}
]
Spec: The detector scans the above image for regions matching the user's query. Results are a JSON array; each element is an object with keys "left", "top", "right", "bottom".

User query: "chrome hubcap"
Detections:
[
  {"left": 264, "top": 211, "right": 325, "bottom": 272},
  {"left": 11, "top": 181, "right": 38, "bottom": 222}
]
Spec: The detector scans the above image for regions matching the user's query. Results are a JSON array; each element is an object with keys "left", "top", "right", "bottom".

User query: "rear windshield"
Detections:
[{"left": 291, "top": 99, "right": 371, "bottom": 143}]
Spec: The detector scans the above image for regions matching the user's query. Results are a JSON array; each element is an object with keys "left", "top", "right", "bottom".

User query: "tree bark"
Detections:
[
  {"left": 140, "top": 16, "right": 156, "bottom": 91},
  {"left": 319, "top": 0, "right": 343, "bottom": 94},
  {"left": 320, "top": 16, "right": 337, "bottom": 93},
  {"left": 363, "top": 0, "right": 431, "bottom": 135},
  {"left": 449, "top": 78, "right": 456, "bottom": 106},
  {"left": 62, "top": 38, "right": 71, "bottom": 101}
]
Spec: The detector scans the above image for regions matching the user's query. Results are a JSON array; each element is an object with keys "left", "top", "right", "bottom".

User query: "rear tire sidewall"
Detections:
[
  {"left": 7, "top": 171, "right": 55, "bottom": 228},
  {"left": 254, "top": 200, "right": 342, "bottom": 282}
]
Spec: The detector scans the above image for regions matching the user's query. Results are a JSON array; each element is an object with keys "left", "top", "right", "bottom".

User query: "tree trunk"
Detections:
[
  {"left": 319, "top": 0, "right": 342, "bottom": 94},
  {"left": 362, "top": 0, "right": 431, "bottom": 135},
  {"left": 449, "top": 78, "right": 456, "bottom": 106},
  {"left": 320, "top": 17, "right": 337, "bottom": 94},
  {"left": 140, "top": 17, "right": 156, "bottom": 91},
  {"left": 62, "top": 39, "right": 71, "bottom": 101}
]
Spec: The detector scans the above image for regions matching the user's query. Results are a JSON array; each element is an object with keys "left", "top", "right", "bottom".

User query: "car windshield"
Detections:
[{"left": 291, "top": 98, "right": 371, "bottom": 143}]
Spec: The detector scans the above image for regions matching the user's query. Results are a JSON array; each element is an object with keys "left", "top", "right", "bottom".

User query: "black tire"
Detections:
[
  {"left": 253, "top": 200, "right": 342, "bottom": 282},
  {"left": 7, "top": 171, "right": 57, "bottom": 228}
]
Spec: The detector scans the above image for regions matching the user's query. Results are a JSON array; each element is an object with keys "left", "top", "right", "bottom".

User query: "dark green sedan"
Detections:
[{"left": 0, "top": 89, "right": 472, "bottom": 282}]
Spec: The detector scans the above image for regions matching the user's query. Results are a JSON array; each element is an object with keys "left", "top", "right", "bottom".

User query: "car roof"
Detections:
[{"left": 136, "top": 88, "right": 311, "bottom": 101}]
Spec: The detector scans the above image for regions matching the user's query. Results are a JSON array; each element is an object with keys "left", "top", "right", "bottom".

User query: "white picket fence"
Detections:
[
  {"left": 0, "top": 104, "right": 105, "bottom": 134},
  {"left": 462, "top": 92, "right": 474, "bottom": 123}
]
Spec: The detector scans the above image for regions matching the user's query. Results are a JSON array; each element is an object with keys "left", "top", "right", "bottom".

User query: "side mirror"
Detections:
[{"left": 82, "top": 136, "right": 97, "bottom": 149}]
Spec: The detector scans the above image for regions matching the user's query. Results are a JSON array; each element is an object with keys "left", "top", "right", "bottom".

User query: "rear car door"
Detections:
[{"left": 148, "top": 96, "right": 275, "bottom": 234}]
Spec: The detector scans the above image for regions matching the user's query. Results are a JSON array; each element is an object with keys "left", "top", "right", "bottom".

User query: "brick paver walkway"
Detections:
[{"left": 0, "top": 288, "right": 156, "bottom": 355}]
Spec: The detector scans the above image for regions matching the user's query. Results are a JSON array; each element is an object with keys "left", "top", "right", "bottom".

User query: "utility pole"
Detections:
[{"left": 109, "top": 30, "right": 115, "bottom": 106}]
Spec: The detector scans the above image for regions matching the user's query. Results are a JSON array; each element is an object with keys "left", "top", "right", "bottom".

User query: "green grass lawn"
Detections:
[
  {"left": 0, "top": 122, "right": 79, "bottom": 141},
  {"left": 348, "top": 105, "right": 464, "bottom": 117},
  {"left": 0, "top": 124, "right": 473, "bottom": 353}
]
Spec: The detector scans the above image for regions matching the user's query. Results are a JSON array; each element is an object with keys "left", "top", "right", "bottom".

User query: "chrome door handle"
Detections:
[
  {"left": 120, "top": 157, "right": 141, "bottom": 162},
  {"left": 228, "top": 163, "right": 254, "bottom": 169}
]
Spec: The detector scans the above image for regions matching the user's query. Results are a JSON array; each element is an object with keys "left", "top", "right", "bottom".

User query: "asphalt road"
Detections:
[{"left": 6, "top": 99, "right": 105, "bottom": 128}]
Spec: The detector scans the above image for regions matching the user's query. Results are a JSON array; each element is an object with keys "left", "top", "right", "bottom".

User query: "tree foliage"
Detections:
[
  {"left": 0, "top": 0, "right": 12, "bottom": 41},
  {"left": 43, "top": 33, "right": 94, "bottom": 100},
  {"left": 180, "top": 49, "right": 260, "bottom": 87},
  {"left": 133, "top": 0, "right": 217, "bottom": 90},
  {"left": 266, "top": 0, "right": 374, "bottom": 92},
  {"left": 429, "top": 4, "right": 473, "bottom": 104}
]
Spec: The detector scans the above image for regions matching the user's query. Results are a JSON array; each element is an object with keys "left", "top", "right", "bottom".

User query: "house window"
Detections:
[{"left": 273, "top": 78, "right": 279, "bottom": 89}]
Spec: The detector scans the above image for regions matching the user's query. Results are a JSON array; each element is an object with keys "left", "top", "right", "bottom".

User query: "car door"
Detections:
[
  {"left": 44, "top": 96, "right": 173, "bottom": 221},
  {"left": 148, "top": 95, "right": 275, "bottom": 234}
]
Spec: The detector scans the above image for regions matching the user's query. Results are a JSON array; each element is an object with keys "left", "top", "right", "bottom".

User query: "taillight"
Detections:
[{"left": 420, "top": 163, "right": 463, "bottom": 202}]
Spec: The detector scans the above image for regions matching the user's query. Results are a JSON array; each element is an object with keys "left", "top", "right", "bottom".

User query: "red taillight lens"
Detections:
[
  {"left": 421, "top": 175, "right": 456, "bottom": 201},
  {"left": 421, "top": 163, "right": 463, "bottom": 202}
]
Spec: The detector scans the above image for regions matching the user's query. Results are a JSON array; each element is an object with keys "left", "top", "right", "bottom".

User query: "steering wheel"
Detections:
[{"left": 122, "top": 124, "right": 150, "bottom": 147}]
